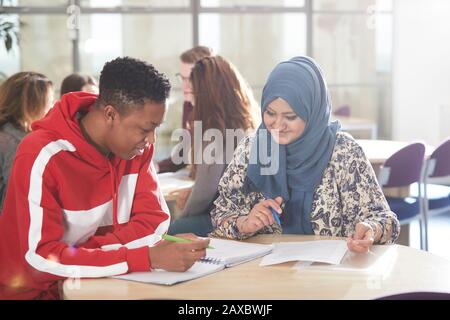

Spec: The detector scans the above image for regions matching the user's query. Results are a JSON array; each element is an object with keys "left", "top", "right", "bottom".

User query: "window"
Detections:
[
  {"left": 0, "top": 0, "right": 394, "bottom": 151},
  {"left": 312, "top": 0, "right": 393, "bottom": 138}
]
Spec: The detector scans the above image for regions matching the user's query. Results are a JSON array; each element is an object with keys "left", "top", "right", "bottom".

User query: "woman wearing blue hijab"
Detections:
[{"left": 209, "top": 56, "right": 400, "bottom": 252}]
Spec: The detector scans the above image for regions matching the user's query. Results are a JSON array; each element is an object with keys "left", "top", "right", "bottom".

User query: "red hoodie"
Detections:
[{"left": 0, "top": 92, "right": 170, "bottom": 299}]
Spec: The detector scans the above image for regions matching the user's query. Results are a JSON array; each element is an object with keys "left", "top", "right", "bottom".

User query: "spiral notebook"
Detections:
[{"left": 113, "top": 238, "right": 273, "bottom": 285}]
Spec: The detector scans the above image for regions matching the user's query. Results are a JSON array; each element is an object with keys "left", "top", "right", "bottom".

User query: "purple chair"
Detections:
[
  {"left": 410, "top": 138, "right": 450, "bottom": 251},
  {"left": 378, "top": 143, "right": 426, "bottom": 248},
  {"left": 333, "top": 105, "right": 351, "bottom": 117},
  {"left": 376, "top": 291, "right": 450, "bottom": 300}
]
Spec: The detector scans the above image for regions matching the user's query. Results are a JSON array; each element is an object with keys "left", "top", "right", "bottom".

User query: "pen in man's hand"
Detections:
[{"left": 162, "top": 234, "right": 215, "bottom": 249}]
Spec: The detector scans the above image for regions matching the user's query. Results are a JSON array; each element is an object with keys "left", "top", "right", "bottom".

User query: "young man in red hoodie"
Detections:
[{"left": 0, "top": 57, "right": 210, "bottom": 299}]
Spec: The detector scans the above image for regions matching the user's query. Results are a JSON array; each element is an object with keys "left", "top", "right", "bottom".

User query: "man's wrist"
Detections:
[{"left": 148, "top": 246, "right": 159, "bottom": 269}]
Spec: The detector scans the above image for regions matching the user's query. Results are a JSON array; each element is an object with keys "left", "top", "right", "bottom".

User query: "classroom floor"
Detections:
[{"left": 409, "top": 210, "right": 450, "bottom": 261}]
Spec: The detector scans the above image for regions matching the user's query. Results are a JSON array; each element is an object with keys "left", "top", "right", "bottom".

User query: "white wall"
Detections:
[{"left": 393, "top": 0, "right": 450, "bottom": 146}]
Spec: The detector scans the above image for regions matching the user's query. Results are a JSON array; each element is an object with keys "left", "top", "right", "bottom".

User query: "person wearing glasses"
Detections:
[
  {"left": 155, "top": 46, "right": 214, "bottom": 174},
  {"left": 168, "top": 55, "right": 259, "bottom": 236},
  {"left": 209, "top": 56, "right": 400, "bottom": 253}
]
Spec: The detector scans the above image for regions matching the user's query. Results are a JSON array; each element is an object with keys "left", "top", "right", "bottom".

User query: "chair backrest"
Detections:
[
  {"left": 333, "top": 105, "right": 351, "bottom": 117},
  {"left": 376, "top": 291, "right": 450, "bottom": 300},
  {"left": 427, "top": 138, "right": 450, "bottom": 178},
  {"left": 378, "top": 142, "right": 426, "bottom": 188}
]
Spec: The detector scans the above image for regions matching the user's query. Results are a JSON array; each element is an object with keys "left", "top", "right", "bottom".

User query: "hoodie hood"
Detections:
[{"left": 32, "top": 91, "right": 112, "bottom": 170}]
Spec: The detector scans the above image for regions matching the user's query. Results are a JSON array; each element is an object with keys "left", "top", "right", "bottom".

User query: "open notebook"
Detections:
[{"left": 113, "top": 238, "right": 273, "bottom": 285}]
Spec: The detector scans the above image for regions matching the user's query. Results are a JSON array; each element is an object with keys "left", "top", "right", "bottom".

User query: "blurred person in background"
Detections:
[
  {"left": 0, "top": 71, "right": 54, "bottom": 210},
  {"left": 60, "top": 73, "right": 98, "bottom": 97},
  {"left": 156, "top": 46, "right": 214, "bottom": 173},
  {"left": 168, "top": 55, "right": 259, "bottom": 236}
]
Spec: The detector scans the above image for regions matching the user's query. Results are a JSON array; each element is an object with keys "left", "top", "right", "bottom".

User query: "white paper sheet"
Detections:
[{"left": 260, "top": 240, "right": 348, "bottom": 267}]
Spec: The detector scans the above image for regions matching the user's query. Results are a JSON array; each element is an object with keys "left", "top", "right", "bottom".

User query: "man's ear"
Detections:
[{"left": 103, "top": 105, "right": 118, "bottom": 124}]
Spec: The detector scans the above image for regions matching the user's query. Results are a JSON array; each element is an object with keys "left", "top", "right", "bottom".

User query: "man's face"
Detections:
[{"left": 105, "top": 101, "right": 166, "bottom": 160}]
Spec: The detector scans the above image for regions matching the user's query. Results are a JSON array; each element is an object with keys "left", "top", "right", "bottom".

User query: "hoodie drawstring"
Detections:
[{"left": 107, "top": 160, "right": 119, "bottom": 230}]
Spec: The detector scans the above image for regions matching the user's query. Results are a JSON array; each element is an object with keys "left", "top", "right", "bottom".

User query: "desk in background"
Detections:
[
  {"left": 357, "top": 139, "right": 435, "bottom": 197},
  {"left": 157, "top": 168, "right": 194, "bottom": 202},
  {"left": 63, "top": 234, "right": 450, "bottom": 300},
  {"left": 334, "top": 116, "right": 378, "bottom": 139},
  {"left": 357, "top": 139, "right": 434, "bottom": 167},
  {"left": 157, "top": 141, "right": 434, "bottom": 199}
]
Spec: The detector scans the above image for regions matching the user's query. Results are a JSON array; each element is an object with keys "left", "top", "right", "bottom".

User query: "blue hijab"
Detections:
[{"left": 245, "top": 56, "right": 340, "bottom": 234}]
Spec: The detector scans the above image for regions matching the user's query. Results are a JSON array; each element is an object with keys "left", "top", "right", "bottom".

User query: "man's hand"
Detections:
[{"left": 149, "top": 233, "right": 209, "bottom": 272}]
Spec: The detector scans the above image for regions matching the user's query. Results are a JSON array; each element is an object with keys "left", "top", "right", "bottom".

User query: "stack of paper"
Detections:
[{"left": 260, "top": 240, "right": 348, "bottom": 267}]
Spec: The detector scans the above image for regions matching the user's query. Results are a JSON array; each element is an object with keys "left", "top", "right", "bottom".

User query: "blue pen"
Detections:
[{"left": 270, "top": 207, "right": 281, "bottom": 225}]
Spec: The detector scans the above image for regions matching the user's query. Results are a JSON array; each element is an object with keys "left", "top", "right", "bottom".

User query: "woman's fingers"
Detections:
[
  {"left": 246, "top": 197, "right": 284, "bottom": 233},
  {"left": 348, "top": 223, "right": 375, "bottom": 253},
  {"left": 354, "top": 222, "right": 374, "bottom": 240},
  {"left": 261, "top": 199, "right": 282, "bottom": 213},
  {"left": 255, "top": 210, "right": 271, "bottom": 226},
  {"left": 257, "top": 206, "right": 275, "bottom": 225},
  {"left": 248, "top": 217, "right": 264, "bottom": 230},
  {"left": 255, "top": 200, "right": 279, "bottom": 224},
  {"left": 347, "top": 236, "right": 373, "bottom": 253}
]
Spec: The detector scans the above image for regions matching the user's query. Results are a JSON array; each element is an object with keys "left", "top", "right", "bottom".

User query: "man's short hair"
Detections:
[{"left": 97, "top": 56, "right": 171, "bottom": 114}]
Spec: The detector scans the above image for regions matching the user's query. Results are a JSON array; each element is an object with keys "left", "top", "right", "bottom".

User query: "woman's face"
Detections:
[
  {"left": 179, "top": 62, "right": 194, "bottom": 103},
  {"left": 44, "top": 86, "right": 55, "bottom": 114},
  {"left": 263, "top": 97, "right": 306, "bottom": 145}
]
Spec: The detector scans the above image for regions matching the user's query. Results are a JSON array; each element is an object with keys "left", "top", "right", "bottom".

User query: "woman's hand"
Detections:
[
  {"left": 176, "top": 187, "right": 192, "bottom": 211},
  {"left": 347, "top": 222, "right": 375, "bottom": 253},
  {"left": 237, "top": 197, "right": 283, "bottom": 234}
]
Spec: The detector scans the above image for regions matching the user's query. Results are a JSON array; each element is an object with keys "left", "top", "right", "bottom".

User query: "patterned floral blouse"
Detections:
[{"left": 209, "top": 132, "right": 400, "bottom": 244}]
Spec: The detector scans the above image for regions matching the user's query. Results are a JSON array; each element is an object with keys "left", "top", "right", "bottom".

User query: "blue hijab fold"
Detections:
[{"left": 245, "top": 56, "right": 340, "bottom": 234}]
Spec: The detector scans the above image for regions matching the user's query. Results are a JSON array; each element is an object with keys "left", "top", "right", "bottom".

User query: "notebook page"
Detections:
[
  {"left": 205, "top": 238, "right": 273, "bottom": 267},
  {"left": 113, "top": 261, "right": 224, "bottom": 286},
  {"left": 260, "top": 240, "right": 348, "bottom": 266}
]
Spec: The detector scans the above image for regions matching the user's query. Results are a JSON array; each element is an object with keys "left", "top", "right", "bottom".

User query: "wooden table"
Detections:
[{"left": 62, "top": 234, "right": 450, "bottom": 300}]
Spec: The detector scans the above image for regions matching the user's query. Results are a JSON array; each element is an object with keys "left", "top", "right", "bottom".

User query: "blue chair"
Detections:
[
  {"left": 378, "top": 143, "right": 426, "bottom": 248},
  {"left": 410, "top": 138, "right": 450, "bottom": 251}
]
